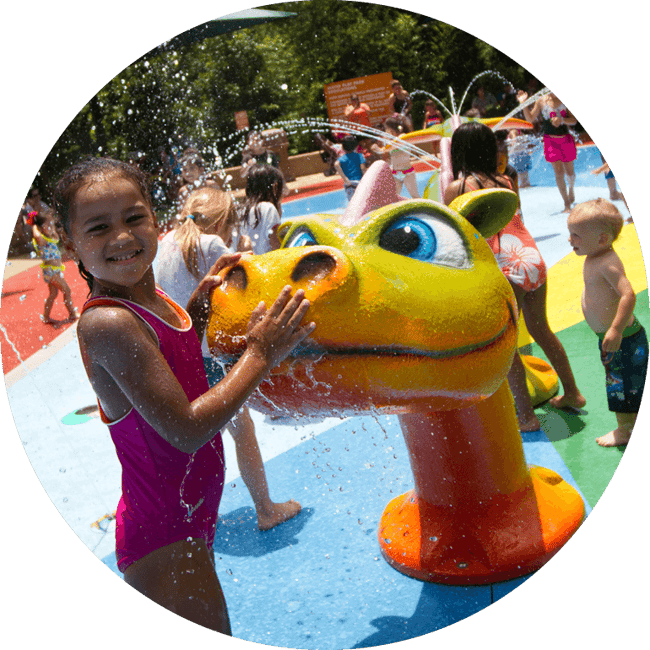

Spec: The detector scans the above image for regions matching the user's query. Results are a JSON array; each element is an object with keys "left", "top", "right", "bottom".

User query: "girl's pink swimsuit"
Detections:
[{"left": 82, "top": 290, "right": 225, "bottom": 573}]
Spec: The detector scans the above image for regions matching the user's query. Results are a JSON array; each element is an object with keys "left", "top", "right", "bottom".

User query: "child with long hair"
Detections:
[
  {"left": 27, "top": 209, "right": 77, "bottom": 323},
  {"left": 154, "top": 185, "right": 302, "bottom": 530},
  {"left": 444, "top": 122, "right": 585, "bottom": 431},
  {"left": 54, "top": 157, "right": 315, "bottom": 632},
  {"left": 517, "top": 90, "right": 578, "bottom": 212},
  {"left": 384, "top": 115, "right": 419, "bottom": 199},
  {"left": 239, "top": 163, "right": 285, "bottom": 254}
]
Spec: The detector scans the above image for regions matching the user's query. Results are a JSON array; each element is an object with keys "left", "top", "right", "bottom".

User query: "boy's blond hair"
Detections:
[{"left": 569, "top": 198, "right": 624, "bottom": 242}]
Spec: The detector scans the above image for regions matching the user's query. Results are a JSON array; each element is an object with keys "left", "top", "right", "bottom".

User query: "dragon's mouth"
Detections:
[
  {"left": 218, "top": 303, "right": 516, "bottom": 365},
  {"left": 290, "top": 318, "right": 512, "bottom": 360}
]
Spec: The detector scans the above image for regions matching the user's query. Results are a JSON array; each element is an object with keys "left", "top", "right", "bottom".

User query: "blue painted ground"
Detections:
[{"left": 101, "top": 414, "right": 589, "bottom": 648}]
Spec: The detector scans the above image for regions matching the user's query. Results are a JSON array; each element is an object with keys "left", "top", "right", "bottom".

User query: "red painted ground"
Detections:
[{"left": 1, "top": 264, "right": 89, "bottom": 373}]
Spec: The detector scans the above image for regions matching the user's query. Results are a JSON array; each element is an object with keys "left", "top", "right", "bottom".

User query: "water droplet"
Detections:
[
  {"left": 429, "top": 536, "right": 438, "bottom": 542},
  {"left": 458, "top": 562, "right": 468, "bottom": 569},
  {"left": 59, "top": 468, "right": 66, "bottom": 473}
]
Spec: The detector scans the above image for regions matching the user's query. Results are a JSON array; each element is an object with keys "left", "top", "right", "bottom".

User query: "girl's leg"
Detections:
[
  {"left": 551, "top": 161, "right": 571, "bottom": 211},
  {"left": 606, "top": 176, "right": 624, "bottom": 201},
  {"left": 521, "top": 282, "right": 586, "bottom": 409},
  {"left": 124, "top": 538, "right": 231, "bottom": 633},
  {"left": 393, "top": 176, "right": 404, "bottom": 196},
  {"left": 50, "top": 274, "right": 78, "bottom": 319},
  {"left": 507, "top": 283, "right": 542, "bottom": 431},
  {"left": 43, "top": 282, "right": 59, "bottom": 323},
  {"left": 565, "top": 161, "right": 576, "bottom": 205},
  {"left": 404, "top": 172, "right": 420, "bottom": 199},
  {"left": 228, "top": 406, "right": 301, "bottom": 530}
]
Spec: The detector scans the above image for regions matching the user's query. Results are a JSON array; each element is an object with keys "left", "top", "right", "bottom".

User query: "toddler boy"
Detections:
[{"left": 567, "top": 199, "right": 648, "bottom": 446}]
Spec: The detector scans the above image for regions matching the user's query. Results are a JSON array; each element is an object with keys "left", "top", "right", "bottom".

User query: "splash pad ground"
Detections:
[{"left": 2, "top": 143, "right": 646, "bottom": 648}]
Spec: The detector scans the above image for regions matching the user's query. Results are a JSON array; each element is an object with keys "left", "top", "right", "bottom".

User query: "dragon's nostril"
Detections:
[
  {"left": 291, "top": 251, "right": 337, "bottom": 283},
  {"left": 224, "top": 265, "right": 247, "bottom": 291}
]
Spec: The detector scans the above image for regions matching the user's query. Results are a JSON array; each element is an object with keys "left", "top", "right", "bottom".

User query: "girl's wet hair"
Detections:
[
  {"left": 176, "top": 186, "right": 238, "bottom": 280},
  {"left": 242, "top": 163, "right": 285, "bottom": 228},
  {"left": 53, "top": 156, "right": 152, "bottom": 292},
  {"left": 450, "top": 121, "right": 501, "bottom": 181}
]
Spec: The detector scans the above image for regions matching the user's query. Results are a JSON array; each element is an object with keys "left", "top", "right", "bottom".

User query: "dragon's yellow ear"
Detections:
[
  {"left": 449, "top": 188, "right": 519, "bottom": 239},
  {"left": 277, "top": 222, "right": 292, "bottom": 243}
]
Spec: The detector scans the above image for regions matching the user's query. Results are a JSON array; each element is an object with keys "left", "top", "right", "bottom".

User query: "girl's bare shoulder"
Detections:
[{"left": 77, "top": 304, "right": 154, "bottom": 356}]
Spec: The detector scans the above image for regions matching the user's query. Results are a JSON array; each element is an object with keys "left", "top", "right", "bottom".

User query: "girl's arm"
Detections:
[
  {"left": 268, "top": 225, "right": 281, "bottom": 252},
  {"left": 517, "top": 91, "right": 540, "bottom": 122},
  {"left": 443, "top": 179, "right": 463, "bottom": 206},
  {"left": 561, "top": 108, "right": 577, "bottom": 126},
  {"left": 334, "top": 159, "right": 349, "bottom": 184},
  {"left": 600, "top": 257, "right": 637, "bottom": 353},
  {"left": 31, "top": 224, "right": 46, "bottom": 247},
  {"left": 591, "top": 162, "right": 610, "bottom": 176},
  {"left": 78, "top": 286, "right": 315, "bottom": 454}
]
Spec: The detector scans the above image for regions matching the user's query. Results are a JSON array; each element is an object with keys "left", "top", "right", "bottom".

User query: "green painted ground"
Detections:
[{"left": 530, "top": 289, "right": 648, "bottom": 508}]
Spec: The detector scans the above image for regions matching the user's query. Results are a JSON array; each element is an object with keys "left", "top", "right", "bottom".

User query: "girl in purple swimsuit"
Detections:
[{"left": 53, "top": 157, "right": 315, "bottom": 634}]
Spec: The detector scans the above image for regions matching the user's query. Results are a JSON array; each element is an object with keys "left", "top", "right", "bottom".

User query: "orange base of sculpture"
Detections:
[{"left": 378, "top": 466, "right": 585, "bottom": 586}]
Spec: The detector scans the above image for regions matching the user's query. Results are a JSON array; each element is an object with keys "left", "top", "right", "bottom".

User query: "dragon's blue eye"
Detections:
[
  {"left": 285, "top": 228, "right": 318, "bottom": 248},
  {"left": 379, "top": 213, "right": 470, "bottom": 268}
]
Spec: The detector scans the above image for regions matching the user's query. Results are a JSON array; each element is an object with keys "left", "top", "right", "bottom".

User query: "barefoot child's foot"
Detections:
[
  {"left": 596, "top": 428, "right": 632, "bottom": 447},
  {"left": 257, "top": 499, "right": 302, "bottom": 531},
  {"left": 549, "top": 392, "right": 587, "bottom": 410},
  {"left": 518, "top": 414, "right": 541, "bottom": 432}
]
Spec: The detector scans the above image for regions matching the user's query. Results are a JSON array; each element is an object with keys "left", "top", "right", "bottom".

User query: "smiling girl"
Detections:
[{"left": 53, "top": 157, "right": 315, "bottom": 633}]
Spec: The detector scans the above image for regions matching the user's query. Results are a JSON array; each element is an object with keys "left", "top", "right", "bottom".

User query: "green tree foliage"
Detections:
[{"left": 34, "top": 1, "right": 532, "bottom": 200}]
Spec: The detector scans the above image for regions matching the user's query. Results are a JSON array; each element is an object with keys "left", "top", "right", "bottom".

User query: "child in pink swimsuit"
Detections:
[
  {"left": 517, "top": 90, "right": 578, "bottom": 212},
  {"left": 54, "top": 157, "right": 315, "bottom": 634}
]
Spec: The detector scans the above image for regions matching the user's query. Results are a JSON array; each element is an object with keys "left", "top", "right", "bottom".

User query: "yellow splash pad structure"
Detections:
[{"left": 207, "top": 162, "right": 584, "bottom": 584}]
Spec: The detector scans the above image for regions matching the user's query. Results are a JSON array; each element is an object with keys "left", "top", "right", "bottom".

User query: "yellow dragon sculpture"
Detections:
[{"left": 207, "top": 161, "right": 584, "bottom": 585}]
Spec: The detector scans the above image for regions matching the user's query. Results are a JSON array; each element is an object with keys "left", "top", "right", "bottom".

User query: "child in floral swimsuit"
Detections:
[
  {"left": 27, "top": 210, "right": 77, "bottom": 323},
  {"left": 444, "top": 122, "right": 585, "bottom": 431}
]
